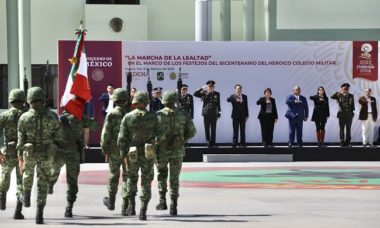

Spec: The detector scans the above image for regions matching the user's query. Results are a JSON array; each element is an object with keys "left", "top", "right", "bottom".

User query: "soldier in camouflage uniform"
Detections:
[
  {"left": 101, "top": 88, "right": 130, "bottom": 215},
  {"left": 117, "top": 91, "right": 160, "bottom": 220},
  {"left": 155, "top": 91, "right": 196, "bottom": 215},
  {"left": 49, "top": 103, "right": 99, "bottom": 218},
  {"left": 0, "top": 89, "right": 27, "bottom": 219},
  {"left": 17, "top": 87, "right": 66, "bottom": 224}
]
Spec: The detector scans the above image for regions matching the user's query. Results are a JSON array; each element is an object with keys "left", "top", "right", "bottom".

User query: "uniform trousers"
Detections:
[
  {"left": 203, "top": 115, "right": 217, "bottom": 144},
  {"left": 361, "top": 113, "right": 375, "bottom": 145}
]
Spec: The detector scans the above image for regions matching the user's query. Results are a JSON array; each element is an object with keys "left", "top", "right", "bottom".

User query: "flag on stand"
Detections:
[{"left": 60, "top": 24, "right": 91, "bottom": 119}]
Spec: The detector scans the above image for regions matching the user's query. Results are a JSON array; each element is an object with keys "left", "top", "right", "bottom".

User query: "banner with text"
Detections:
[
  {"left": 121, "top": 41, "right": 380, "bottom": 143},
  {"left": 58, "top": 41, "right": 122, "bottom": 144}
]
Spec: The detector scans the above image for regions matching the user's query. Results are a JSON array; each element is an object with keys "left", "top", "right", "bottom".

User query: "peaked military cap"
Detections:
[
  {"left": 206, "top": 80, "right": 215, "bottom": 85},
  {"left": 181, "top": 84, "right": 189, "bottom": 89},
  {"left": 341, "top": 83, "right": 350, "bottom": 88},
  {"left": 153, "top": 87, "right": 163, "bottom": 92}
]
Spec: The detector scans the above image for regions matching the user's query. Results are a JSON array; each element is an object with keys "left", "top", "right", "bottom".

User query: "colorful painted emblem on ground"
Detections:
[
  {"left": 179, "top": 167, "right": 380, "bottom": 190},
  {"left": 74, "top": 166, "right": 380, "bottom": 190}
]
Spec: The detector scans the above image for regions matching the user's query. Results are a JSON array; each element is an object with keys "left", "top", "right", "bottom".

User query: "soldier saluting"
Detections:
[
  {"left": 178, "top": 84, "right": 194, "bottom": 119},
  {"left": 194, "top": 80, "right": 221, "bottom": 147},
  {"left": 331, "top": 83, "right": 355, "bottom": 147}
]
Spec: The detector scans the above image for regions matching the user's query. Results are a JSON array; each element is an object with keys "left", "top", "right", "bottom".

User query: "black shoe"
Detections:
[
  {"left": 64, "top": 207, "right": 73, "bottom": 218},
  {"left": 121, "top": 198, "right": 128, "bottom": 216},
  {"left": 239, "top": 144, "right": 246, "bottom": 148},
  {"left": 127, "top": 204, "right": 136, "bottom": 216},
  {"left": 370, "top": 144, "right": 376, "bottom": 148},
  {"left": 298, "top": 144, "right": 303, "bottom": 148},
  {"left": 0, "top": 194, "right": 6, "bottom": 210},
  {"left": 232, "top": 143, "right": 237, "bottom": 148},
  {"left": 20, "top": 192, "right": 31, "bottom": 208},
  {"left": 35, "top": 206, "right": 44, "bottom": 224},
  {"left": 340, "top": 142, "right": 345, "bottom": 147},
  {"left": 170, "top": 207, "right": 177, "bottom": 216},
  {"left": 13, "top": 200, "right": 24, "bottom": 220},
  {"left": 139, "top": 209, "right": 147, "bottom": 220},
  {"left": 207, "top": 143, "right": 213, "bottom": 148},
  {"left": 156, "top": 201, "right": 168, "bottom": 210},
  {"left": 288, "top": 143, "right": 293, "bottom": 148},
  {"left": 103, "top": 196, "right": 115, "bottom": 211},
  {"left": 48, "top": 185, "right": 54, "bottom": 195},
  {"left": 346, "top": 143, "right": 352, "bottom": 147}
]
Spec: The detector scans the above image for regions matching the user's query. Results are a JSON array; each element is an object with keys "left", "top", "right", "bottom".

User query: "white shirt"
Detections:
[
  {"left": 367, "top": 97, "right": 372, "bottom": 113},
  {"left": 106, "top": 94, "right": 114, "bottom": 113}
]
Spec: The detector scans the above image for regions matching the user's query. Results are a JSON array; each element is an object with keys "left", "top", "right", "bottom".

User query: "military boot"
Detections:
[
  {"left": 13, "top": 199, "right": 24, "bottom": 220},
  {"left": 127, "top": 197, "right": 136, "bottom": 216},
  {"left": 20, "top": 191, "right": 31, "bottom": 208},
  {"left": 0, "top": 193, "right": 6, "bottom": 210},
  {"left": 103, "top": 196, "right": 115, "bottom": 211},
  {"left": 35, "top": 205, "right": 44, "bottom": 224},
  {"left": 121, "top": 198, "right": 129, "bottom": 216},
  {"left": 48, "top": 185, "right": 54, "bottom": 195},
  {"left": 170, "top": 198, "right": 178, "bottom": 216},
  {"left": 156, "top": 195, "right": 167, "bottom": 210},
  {"left": 64, "top": 201, "right": 74, "bottom": 218},
  {"left": 139, "top": 201, "right": 148, "bottom": 221}
]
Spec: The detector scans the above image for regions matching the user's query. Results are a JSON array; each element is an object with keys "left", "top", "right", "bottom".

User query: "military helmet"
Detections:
[
  {"left": 27, "top": 87, "right": 44, "bottom": 104},
  {"left": 162, "top": 91, "right": 178, "bottom": 105},
  {"left": 132, "top": 91, "right": 149, "bottom": 105},
  {"left": 8, "top": 89, "right": 25, "bottom": 103},
  {"left": 111, "top": 88, "right": 128, "bottom": 102}
]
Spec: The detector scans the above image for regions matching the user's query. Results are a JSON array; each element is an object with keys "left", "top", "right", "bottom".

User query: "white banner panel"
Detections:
[{"left": 121, "top": 41, "right": 380, "bottom": 144}]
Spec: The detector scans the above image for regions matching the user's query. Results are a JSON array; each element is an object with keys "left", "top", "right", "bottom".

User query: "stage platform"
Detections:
[{"left": 84, "top": 144, "right": 380, "bottom": 163}]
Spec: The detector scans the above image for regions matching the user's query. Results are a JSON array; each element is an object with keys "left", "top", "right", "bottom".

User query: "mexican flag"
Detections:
[{"left": 60, "top": 30, "right": 91, "bottom": 120}]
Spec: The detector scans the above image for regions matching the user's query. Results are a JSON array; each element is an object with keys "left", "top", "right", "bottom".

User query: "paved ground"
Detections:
[{"left": 1, "top": 162, "right": 379, "bottom": 227}]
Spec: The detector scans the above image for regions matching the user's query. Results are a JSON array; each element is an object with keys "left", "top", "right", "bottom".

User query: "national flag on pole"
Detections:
[{"left": 60, "top": 25, "right": 91, "bottom": 119}]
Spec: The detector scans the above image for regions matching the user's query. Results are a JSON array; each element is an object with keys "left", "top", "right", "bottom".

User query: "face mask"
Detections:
[
  {"left": 11, "top": 101, "right": 25, "bottom": 110},
  {"left": 31, "top": 101, "right": 45, "bottom": 114}
]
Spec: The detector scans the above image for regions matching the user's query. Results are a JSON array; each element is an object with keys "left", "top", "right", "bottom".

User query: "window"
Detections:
[
  {"left": 86, "top": 0, "right": 140, "bottom": 4},
  {"left": 31, "top": 64, "right": 58, "bottom": 109},
  {"left": 0, "top": 65, "right": 8, "bottom": 109}
]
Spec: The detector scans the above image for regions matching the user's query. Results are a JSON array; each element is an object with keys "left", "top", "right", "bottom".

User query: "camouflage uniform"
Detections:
[
  {"left": 118, "top": 91, "right": 160, "bottom": 220},
  {"left": 0, "top": 89, "right": 27, "bottom": 219},
  {"left": 49, "top": 110, "right": 98, "bottom": 218},
  {"left": 17, "top": 87, "right": 66, "bottom": 224},
  {"left": 100, "top": 88, "right": 129, "bottom": 215},
  {"left": 155, "top": 91, "right": 196, "bottom": 215}
]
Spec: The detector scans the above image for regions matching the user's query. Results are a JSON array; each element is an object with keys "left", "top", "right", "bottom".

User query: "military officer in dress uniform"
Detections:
[
  {"left": 150, "top": 87, "right": 164, "bottom": 112},
  {"left": 194, "top": 80, "right": 221, "bottom": 147},
  {"left": 331, "top": 83, "right": 355, "bottom": 147},
  {"left": 178, "top": 84, "right": 194, "bottom": 119}
]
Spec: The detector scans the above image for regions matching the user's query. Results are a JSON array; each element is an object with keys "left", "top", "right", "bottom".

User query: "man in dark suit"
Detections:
[
  {"left": 285, "top": 86, "right": 309, "bottom": 147},
  {"left": 358, "top": 88, "right": 377, "bottom": 147},
  {"left": 179, "top": 84, "right": 194, "bottom": 119},
  {"left": 194, "top": 80, "right": 221, "bottom": 147},
  {"left": 99, "top": 84, "right": 114, "bottom": 117},
  {"left": 227, "top": 84, "right": 249, "bottom": 147},
  {"left": 150, "top": 87, "right": 164, "bottom": 112},
  {"left": 331, "top": 83, "right": 355, "bottom": 147}
]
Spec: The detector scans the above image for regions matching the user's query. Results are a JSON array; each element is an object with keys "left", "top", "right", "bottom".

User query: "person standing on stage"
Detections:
[
  {"left": 256, "top": 88, "right": 278, "bottom": 147},
  {"left": 150, "top": 87, "right": 164, "bottom": 112},
  {"left": 227, "top": 84, "right": 249, "bottom": 147},
  {"left": 331, "top": 83, "right": 355, "bottom": 147},
  {"left": 358, "top": 88, "right": 377, "bottom": 147},
  {"left": 194, "top": 80, "right": 221, "bottom": 147},
  {"left": 309, "top": 86, "right": 330, "bottom": 147},
  {"left": 285, "top": 86, "right": 308, "bottom": 147},
  {"left": 178, "top": 84, "right": 194, "bottom": 119},
  {"left": 99, "top": 84, "right": 115, "bottom": 117}
]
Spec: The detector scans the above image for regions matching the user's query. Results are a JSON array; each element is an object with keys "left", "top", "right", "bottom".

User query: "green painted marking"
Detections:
[{"left": 180, "top": 169, "right": 380, "bottom": 185}]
